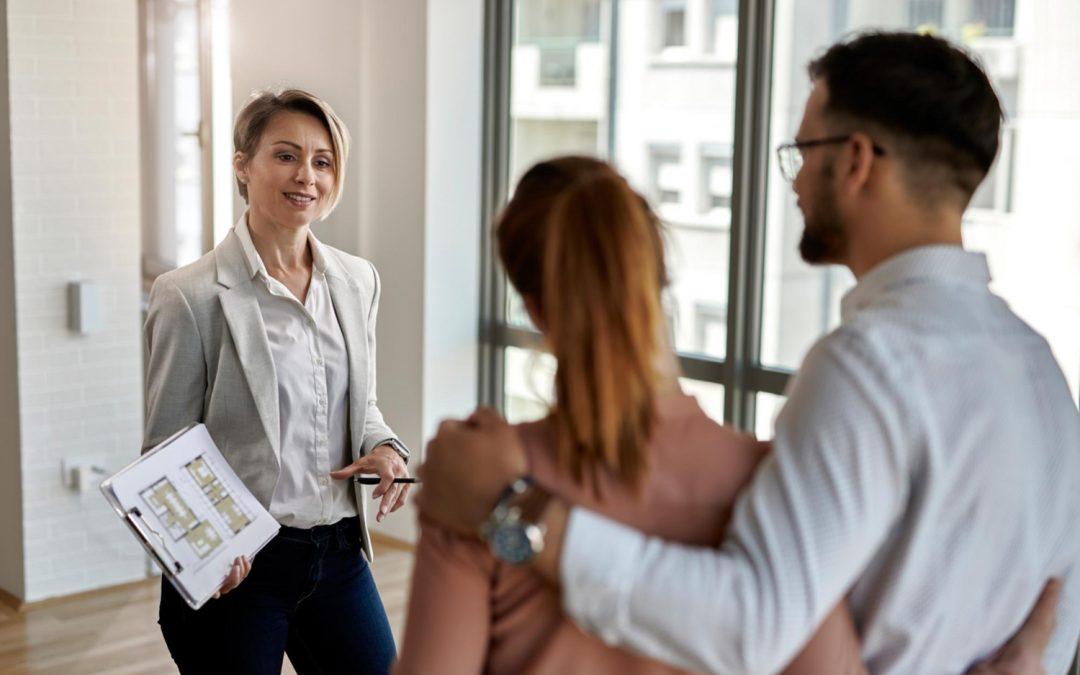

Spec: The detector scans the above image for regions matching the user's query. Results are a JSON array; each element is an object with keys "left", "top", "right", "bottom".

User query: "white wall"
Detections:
[
  {"left": 228, "top": 0, "right": 364, "bottom": 254},
  {"left": 422, "top": 0, "right": 483, "bottom": 442},
  {"left": 5, "top": 0, "right": 145, "bottom": 602}
]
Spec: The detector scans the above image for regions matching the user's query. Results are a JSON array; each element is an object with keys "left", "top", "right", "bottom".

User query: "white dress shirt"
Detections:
[
  {"left": 236, "top": 217, "right": 357, "bottom": 528},
  {"left": 560, "top": 246, "right": 1080, "bottom": 674}
]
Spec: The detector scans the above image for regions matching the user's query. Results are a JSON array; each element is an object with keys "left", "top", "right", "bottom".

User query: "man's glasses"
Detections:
[{"left": 776, "top": 135, "right": 886, "bottom": 183}]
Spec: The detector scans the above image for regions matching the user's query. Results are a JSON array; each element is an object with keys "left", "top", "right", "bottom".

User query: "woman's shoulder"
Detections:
[
  {"left": 319, "top": 243, "right": 378, "bottom": 286},
  {"left": 150, "top": 250, "right": 219, "bottom": 304}
]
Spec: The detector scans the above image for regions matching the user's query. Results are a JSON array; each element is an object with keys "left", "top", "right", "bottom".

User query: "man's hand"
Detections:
[
  {"left": 415, "top": 407, "right": 528, "bottom": 536},
  {"left": 968, "top": 578, "right": 1062, "bottom": 675},
  {"left": 213, "top": 555, "right": 250, "bottom": 599},
  {"left": 330, "top": 444, "right": 411, "bottom": 522}
]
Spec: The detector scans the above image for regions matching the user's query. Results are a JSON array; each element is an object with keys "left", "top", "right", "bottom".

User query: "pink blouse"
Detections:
[{"left": 395, "top": 393, "right": 865, "bottom": 675}]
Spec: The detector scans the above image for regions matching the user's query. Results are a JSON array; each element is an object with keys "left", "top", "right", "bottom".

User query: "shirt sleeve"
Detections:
[{"left": 560, "top": 332, "right": 912, "bottom": 674}]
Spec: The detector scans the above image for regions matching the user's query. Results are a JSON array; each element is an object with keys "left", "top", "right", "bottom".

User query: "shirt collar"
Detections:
[
  {"left": 840, "top": 245, "right": 992, "bottom": 323},
  {"left": 234, "top": 211, "right": 329, "bottom": 281}
]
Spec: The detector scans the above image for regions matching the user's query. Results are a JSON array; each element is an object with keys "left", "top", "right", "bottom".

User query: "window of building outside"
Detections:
[
  {"left": 706, "top": 0, "right": 739, "bottom": 57},
  {"left": 491, "top": 0, "right": 1080, "bottom": 433},
  {"left": 517, "top": 0, "right": 602, "bottom": 87},
  {"left": 660, "top": 0, "right": 688, "bottom": 48},
  {"left": 761, "top": 0, "right": 1080, "bottom": 415},
  {"left": 650, "top": 143, "right": 683, "bottom": 206}
]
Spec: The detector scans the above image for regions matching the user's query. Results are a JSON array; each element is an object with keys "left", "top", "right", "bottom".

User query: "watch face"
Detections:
[{"left": 491, "top": 523, "right": 539, "bottom": 565}]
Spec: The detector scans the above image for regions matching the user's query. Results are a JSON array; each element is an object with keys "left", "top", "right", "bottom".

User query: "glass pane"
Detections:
[
  {"left": 761, "top": 0, "right": 1080, "bottom": 402},
  {"left": 504, "top": 346, "right": 556, "bottom": 423},
  {"left": 507, "top": 0, "right": 740, "bottom": 361},
  {"left": 754, "top": 391, "right": 786, "bottom": 441},
  {"left": 504, "top": 349, "right": 729, "bottom": 428},
  {"left": 679, "top": 378, "right": 725, "bottom": 424}
]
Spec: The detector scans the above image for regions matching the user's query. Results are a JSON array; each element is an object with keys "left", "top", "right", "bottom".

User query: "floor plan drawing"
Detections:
[
  {"left": 140, "top": 478, "right": 198, "bottom": 542},
  {"left": 186, "top": 520, "right": 223, "bottom": 559},
  {"left": 185, "top": 455, "right": 252, "bottom": 534},
  {"left": 140, "top": 468, "right": 228, "bottom": 560}
]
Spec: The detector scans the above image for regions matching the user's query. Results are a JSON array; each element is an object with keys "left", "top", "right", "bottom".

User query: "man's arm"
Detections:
[{"left": 420, "top": 335, "right": 911, "bottom": 673}]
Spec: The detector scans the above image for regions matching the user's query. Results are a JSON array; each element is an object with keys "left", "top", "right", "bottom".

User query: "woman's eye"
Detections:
[
  {"left": 277, "top": 153, "right": 295, "bottom": 161},
  {"left": 316, "top": 159, "right": 332, "bottom": 169}
]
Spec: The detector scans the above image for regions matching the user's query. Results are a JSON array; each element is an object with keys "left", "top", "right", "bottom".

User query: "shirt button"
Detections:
[{"left": 315, "top": 357, "right": 324, "bottom": 366}]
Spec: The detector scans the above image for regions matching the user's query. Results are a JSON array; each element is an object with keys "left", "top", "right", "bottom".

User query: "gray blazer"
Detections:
[{"left": 142, "top": 228, "right": 406, "bottom": 561}]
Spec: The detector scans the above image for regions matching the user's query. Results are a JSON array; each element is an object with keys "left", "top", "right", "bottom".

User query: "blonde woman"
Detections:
[{"left": 144, "top": 89, "right": 407, "bottom": 674}]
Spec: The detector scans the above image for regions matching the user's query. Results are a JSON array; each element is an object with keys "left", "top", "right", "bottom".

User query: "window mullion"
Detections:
[
  {"left": 478, "top": 0, "right": 514, "bottom": 411},
  {"left": 724, "top": 0, "right": 775, "bottom": 431}
]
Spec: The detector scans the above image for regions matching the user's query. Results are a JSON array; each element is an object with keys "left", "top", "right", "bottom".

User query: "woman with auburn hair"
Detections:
[
  {"left": 144, "top": 89, "right": 408, "bottom": 674},
  {"left": 394, "top": 156, "right": 866, "bottom": 675}
]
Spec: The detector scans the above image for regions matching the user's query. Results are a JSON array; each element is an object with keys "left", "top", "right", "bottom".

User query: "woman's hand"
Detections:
[
  {"left": 330, "top": 445, "right": 411, "bottom": 522},
  {"left": 213, "top": 555, "right": 251, "bottom": 599}
]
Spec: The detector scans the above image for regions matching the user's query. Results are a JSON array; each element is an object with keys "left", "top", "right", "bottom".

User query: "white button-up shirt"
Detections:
[
  {"left": 561, "top": 246, "right": 1080, "bottom": 674},
  {"left": 236, "top": 217, "right": 357, "bottom": 528}
]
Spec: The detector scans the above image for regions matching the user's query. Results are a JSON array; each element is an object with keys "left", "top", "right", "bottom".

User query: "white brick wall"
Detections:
[{"left": 7, "top": 0, "right": 144, "bottom": 602}]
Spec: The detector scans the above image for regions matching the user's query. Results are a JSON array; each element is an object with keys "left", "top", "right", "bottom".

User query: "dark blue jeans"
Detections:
[{"left": 159, "top": 516, "right": 396, "bottom": 675}]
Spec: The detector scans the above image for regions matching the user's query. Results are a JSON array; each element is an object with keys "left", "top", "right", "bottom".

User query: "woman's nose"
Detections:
[{"left": 295, "top": 162, "right": 315, "bottom": 185}]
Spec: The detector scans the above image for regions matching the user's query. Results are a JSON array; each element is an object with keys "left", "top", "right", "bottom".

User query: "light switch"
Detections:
[{"left": 67, "top": 280, "right": 101, "bottom": 335}]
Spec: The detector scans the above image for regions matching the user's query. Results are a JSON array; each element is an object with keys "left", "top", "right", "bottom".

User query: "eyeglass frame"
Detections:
[{"left": 776, "top": 135, "right": 886, "bottom": 183}]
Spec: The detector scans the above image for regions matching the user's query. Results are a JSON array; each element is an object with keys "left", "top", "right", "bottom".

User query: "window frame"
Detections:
[{"left": 478, "top": 0, "right": 792, "bottom": 431}]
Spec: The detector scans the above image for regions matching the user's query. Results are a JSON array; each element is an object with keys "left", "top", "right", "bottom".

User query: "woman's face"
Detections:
[{"left": 236, "top": 111, "right": 336, "bottom": 230}]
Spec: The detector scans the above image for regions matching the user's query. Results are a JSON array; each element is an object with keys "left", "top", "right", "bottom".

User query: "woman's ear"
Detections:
[
  {"left": 233, "top": 151, "right": 248, "bottom": 184},
  {"left": 523, "top": 295, "right": 546, "bottom": 333}
]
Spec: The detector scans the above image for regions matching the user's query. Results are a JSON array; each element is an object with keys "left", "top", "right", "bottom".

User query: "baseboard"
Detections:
[
  {"left": 0, "top": 585, "right": 23, "bottom": 612},
  {"left": 1, "top": 576, "right": 154, "bottom": 614},
  {"left": 371, "top": 531, "right": 415, "bottom": 553}
]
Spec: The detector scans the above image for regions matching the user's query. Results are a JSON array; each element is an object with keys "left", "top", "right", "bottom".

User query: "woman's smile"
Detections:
[{"left": 283, "top": 191, "right": 317, "bottom": 208}]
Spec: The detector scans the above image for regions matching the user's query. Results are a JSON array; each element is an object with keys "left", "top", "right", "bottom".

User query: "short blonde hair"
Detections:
[{"left": 233, "top": 88, "right": 351, "bottom": 219}]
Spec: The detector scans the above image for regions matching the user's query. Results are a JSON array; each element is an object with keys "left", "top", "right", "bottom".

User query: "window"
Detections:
[
  {"left": 907, "top": 0, "right": 944, "bottom": 30},
  {"left": 660, "top": 0, "right": 688, "bottom": 49},
  {"left": 700, "top": 144, "right": 733, "bottom": 214},
  {"left": 706, "top": 0, "right": 739, "bottom": 58},
  {"left": 649, "top": 144, "right": 683, "bottom": 206},
  {"left": 517, "top": 0, "right": 602, "bottom": 87},
  {"left": 139, "top": 0, "right": 231, "bottom": 293},
  {"left": 484, "top": 0, "right": 751, "bottom": 427},
  {"left": 971, "top": 0, "right": 1015, "bottom": 37},
  {"left": 140, "top": 0, "right": 205, "bottom": 287},
  {"left": 484, "top": 0, "right": 1080, "bottom": 430}
]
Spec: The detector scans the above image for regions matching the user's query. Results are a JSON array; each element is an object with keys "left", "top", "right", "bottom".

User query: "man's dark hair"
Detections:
[{"left": 808, "top": 31, "right": 1003, "bottom": 203}]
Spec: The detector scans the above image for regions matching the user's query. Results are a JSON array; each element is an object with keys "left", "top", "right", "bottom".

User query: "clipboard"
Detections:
[{"left": 101, "top": 424, "right": 280, "bottom": 610}]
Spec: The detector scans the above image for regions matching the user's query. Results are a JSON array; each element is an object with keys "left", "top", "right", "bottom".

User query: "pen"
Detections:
[{"left": 351, "top": 476, "right": 421, "bottom": 485}]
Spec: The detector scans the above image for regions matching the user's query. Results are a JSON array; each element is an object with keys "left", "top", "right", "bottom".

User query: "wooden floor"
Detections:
[{"left": 0, "top": 540, "right": 415, "bottom": 674}]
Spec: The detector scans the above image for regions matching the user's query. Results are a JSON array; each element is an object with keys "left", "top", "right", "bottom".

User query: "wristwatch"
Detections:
[{"left": 480, "top": 476, "right": 552, "bottom": 565}]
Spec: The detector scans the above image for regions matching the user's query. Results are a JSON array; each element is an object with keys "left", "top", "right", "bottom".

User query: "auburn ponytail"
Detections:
[{"left": 496, "top": 156, "right": 667, "bottom": 490}]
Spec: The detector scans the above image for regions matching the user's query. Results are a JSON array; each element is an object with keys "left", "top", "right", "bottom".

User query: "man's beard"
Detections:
[{"left": 798, "top": 167, "right": 848, "bottom": 265}]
